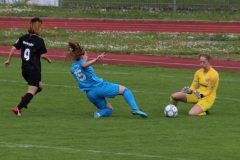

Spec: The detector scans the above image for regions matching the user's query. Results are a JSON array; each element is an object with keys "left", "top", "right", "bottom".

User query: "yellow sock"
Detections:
[
  {"left": 170, "top": 97, "right": 178, "bottom": 106},
  {"left": 198, "top": 112, "right": 206, "bottom": 116}
]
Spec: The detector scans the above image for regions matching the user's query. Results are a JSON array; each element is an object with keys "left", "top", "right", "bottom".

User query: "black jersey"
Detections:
[{"left": 14, "top": 34, "right": 47, "bottom": 71}]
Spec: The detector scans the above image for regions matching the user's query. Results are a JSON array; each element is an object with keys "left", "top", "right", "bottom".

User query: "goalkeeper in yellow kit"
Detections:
[{"left": 170, "top": 53, "right": 219, "bottom": 116}]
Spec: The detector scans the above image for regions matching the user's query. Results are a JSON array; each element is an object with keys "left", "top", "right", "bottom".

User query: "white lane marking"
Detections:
[
  {"left": 0, "top": 51, "right": 239, "bottom": 70},
  {"left": 0, "top": 142, "right": 195, "bottom": 160},
  {"left": 0, "top": 78, "right": 239, "bottom": 101}
]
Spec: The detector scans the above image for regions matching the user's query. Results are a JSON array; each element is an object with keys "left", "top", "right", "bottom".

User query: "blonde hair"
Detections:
[
  {"left": 65, "top": 42, "right": 85, "bottom": 61},
  {"left": 198, "top": 53, "right": 212, "bottom": 61},
  {"left": 27, "top": 17, "right": 42, "bottom": 35}
]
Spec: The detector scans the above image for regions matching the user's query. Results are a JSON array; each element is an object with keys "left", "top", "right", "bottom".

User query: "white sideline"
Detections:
[
  {"left": 1, "top": 51, "right": 240, "bottom": 70},
  {"left": 0, "top": 78, "right": 239, "bottom": 101},
  {"left": 0, "top": 142, "right": 195, "bottom": 160}
]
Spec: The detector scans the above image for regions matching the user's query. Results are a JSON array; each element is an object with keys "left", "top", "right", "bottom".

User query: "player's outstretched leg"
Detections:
[
  {"left": 131, "top": 110, "right": 148, "bottom": 118},
  {"left": 122, "top": 88, "right": 148, "bottom": 118}
]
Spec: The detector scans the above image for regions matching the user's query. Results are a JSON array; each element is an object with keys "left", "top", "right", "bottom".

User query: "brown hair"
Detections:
[
  {"left": 28, "top": 17, "right": 42, "bottom": 35},
  {"left": 198, "top": 53, "right": 212, "bottom": 61},
  {"left": 65, "top": 42, "right": 85, "bottom": 61}
]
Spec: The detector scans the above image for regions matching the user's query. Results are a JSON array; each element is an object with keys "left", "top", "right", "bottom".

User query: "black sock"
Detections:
[
  {"left": 35, "top": 87, "right": 42, "bottom": 95},
  {"left": 18, "top": 93, "right": 34, "bottom": 110}
]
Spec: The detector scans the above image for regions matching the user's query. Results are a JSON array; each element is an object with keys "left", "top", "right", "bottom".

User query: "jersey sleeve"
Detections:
[
  {"left": 38, "top": 38, "right": 47, "bottom": 55},
  {"left": 190, "top": 70, "right": 199, "bottom": 91},
  {"left": 80, "top": 60, "right": 87, "bottom": 67},
  {"left": 202, "top": 71, "right": 219, "bottom": 96},
  {"left": 13, "top": 37, "right": 23, "bottom": 50}
]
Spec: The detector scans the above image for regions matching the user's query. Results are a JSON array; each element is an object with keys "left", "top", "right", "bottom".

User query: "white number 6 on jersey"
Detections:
[{"left": 24, "top": 48, "right": 30, "bottom": 61}]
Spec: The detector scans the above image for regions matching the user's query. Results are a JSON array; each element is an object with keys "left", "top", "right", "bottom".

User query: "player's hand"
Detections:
[
  {"left": 47, "top": 58, "right": 52, "bottom": 64},
  {"left": 96, "top": 52, "right": 105, "bottom": 61},
  {"left": 4, "top": 60, "right": 10, "bottom": 67},
  {"left": 194, "top": 90, "right": 204, "bottom": 99},
  {"left": 181, "top": 86, "right": 192, "bottom": 94}
]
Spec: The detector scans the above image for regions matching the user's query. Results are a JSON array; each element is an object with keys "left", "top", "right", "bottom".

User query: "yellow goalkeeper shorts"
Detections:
[{"left": 186, "top": 93, "right": 215, "bottom": 111}]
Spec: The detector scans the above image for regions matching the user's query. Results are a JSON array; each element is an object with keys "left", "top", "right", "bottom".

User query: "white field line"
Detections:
[
  {"left": 0, "top": 142, "right": 195, "bottom": 160},
  {"left": 0, "top": 78, "right": 239, "bottom": 101},
  {"left": 0, "top": 79, "right": 78, "bottom": 89},
  {"left": 101, "top": 58, "right": 240, "bottom": 69},
  {"left": 0, "top": 68, "right": 239, "bottom": 82},
  {"left": 0, "top": 51, "right": 240, "bottom": 70},
  {"left": 0, "top": 69, "right": 240, "bottom": 82},
  {"left": 103, "top": 72, "right": 130, "bottom": 74}
]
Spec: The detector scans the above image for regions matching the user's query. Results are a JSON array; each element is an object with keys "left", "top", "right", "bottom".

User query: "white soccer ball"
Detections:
[{"left": 164, "top": 104, "right": 178, "bottom": 117}]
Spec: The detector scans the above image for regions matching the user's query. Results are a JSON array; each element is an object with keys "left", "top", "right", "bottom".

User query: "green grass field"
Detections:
[
  {"left": 1, "top": 29, "right": 240, "bottom": 61},
  {"left": 1, "top": 3, "right": 240, "bottom": 21},
  {"left": 61, "top": 0, "right": 240, "bottom": 9},
  {"left": 1, "top": 57, "right": 240, "bottom": 160}
]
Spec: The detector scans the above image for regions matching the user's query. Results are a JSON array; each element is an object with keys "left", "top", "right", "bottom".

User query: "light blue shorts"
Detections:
[{"left": 86, "top": 81, "right": 120, "bottom": 109}]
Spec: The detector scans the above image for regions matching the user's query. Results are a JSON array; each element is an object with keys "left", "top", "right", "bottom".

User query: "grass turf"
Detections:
[{"left": 0, "top": 57, "right": 240, "bottom": 160}]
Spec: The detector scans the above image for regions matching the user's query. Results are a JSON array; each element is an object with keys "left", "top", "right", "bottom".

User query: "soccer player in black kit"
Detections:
[{"left": 4, "top": 17, "right": 51, "bottom": 116}]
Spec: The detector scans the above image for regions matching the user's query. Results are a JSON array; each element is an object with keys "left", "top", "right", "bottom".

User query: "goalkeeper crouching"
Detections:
[{"left": 170, "top": 53, "right": 219, "bottom": 116}]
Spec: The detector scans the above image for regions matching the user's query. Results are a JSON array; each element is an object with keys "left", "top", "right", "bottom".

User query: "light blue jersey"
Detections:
[
  {"left": 69, "top": 59, "right": 145, "bottom": 117},
  {"left": 70, "top": 60, "right": 103, "bottom": 92}
]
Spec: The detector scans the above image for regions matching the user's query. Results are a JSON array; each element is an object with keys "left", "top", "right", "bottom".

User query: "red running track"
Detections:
[
  {"left": 0, "top": 18, "right": 240, "bottom": 72},
  {"left": 1, "top": 18, "right": 240, "bottom": 33},
  {"left": 1, "top": 46, "right": 240, "bottom": 72}
]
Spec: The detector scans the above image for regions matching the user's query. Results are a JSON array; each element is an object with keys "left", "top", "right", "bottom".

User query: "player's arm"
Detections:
[
  {"left": 4, "top": 46, "right": 17, "bottom": 67},
  {"left": 181, "top": 71, "right": 199, "bottom": 93},
  {"left": 190, "top": 70, "right": 204, "bottom": 99},
  {"left": 190, "top": 71, "right": 199, "bottom": 91},
  {"left": 82, "top": 53, "right": 105, "bottom": 68},
  {"left": 41, "top": 53, "right": 52, "bottom": 64}
]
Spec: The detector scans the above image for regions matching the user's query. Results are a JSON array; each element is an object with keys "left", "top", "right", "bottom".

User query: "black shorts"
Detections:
[{"left": 22, "top": 68, "right": 41, "bottom": 87}]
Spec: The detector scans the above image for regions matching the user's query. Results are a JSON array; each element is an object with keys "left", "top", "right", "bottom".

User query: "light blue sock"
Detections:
[
  {"left": 122, "top": 88, "right": 139, "bottom": 110},
  {"left": 98, "top": 108, "right": 113, "bottom": 117}
]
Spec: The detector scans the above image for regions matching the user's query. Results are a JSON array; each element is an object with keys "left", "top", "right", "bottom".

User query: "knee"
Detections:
[
  {"left": 106, "top": 103, "right": 113, "bottom": 109},
  {"left": 188, "top": 111, "right": 194, "bottom": 116},
  {"left": 119, "top": 86, "right": 126, "bottom": 94},
  {"left": 171, "top": 93, "right": 177, "bottom": 100},
  {"left": 188, "top": 110, "right": 198, "bottom": 116},
  {"left": 171, "top": 92, "right": 186, "bottom": 101},
  {"left": 39, "top": 82, "right": 43, "bottom": 89}
]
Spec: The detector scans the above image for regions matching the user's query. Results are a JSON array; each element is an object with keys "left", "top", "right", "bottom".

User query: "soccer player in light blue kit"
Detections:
[{"left": 65, "top": 42, "right": 148, "bottom": 118}]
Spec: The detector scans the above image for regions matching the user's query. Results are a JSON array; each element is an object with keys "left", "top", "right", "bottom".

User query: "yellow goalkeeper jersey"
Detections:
[{"left": 190, "top": 67, "right": 219, "bottom": 99}]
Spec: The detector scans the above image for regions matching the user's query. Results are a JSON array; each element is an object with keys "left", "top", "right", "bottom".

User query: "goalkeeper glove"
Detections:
[
  {"left": 181, "top": 86, "right": 192, "bottom": 94},
  {"left": 194, "top": 90, "right": 204, "bottom": 99}
]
